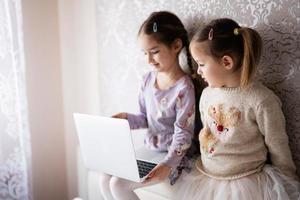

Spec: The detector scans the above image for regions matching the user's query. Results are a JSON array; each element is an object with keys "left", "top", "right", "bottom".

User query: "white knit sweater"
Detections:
[{"left": 196, "top": 82, "right": 297, "bottom": 180}]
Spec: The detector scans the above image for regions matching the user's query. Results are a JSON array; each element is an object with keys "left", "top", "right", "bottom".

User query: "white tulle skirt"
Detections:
[{"left": 173, "top": 164, "right": 300, "bottom": 200}]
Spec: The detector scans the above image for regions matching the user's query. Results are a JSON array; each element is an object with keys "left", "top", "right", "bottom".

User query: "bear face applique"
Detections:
[
  {"left": 199, "top": 104, "right": 241, "bottom": 156},
  {"left": 208, "top": 104, "right": 241, "bottom": 142}
]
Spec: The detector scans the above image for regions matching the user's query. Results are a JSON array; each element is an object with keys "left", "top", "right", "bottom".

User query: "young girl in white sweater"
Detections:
[{"left": 175, "top": 18, "right": 300, "bottom": 200}]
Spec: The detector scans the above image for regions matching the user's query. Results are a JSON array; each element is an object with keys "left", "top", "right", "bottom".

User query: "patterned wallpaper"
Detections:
[{"left": 95, "top": 0, "right": 300, "bottom": 177}]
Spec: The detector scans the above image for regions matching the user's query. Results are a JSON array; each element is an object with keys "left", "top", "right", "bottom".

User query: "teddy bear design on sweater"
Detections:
[{"left": 199, "top": 104, "right": 241, "bottom": 155}]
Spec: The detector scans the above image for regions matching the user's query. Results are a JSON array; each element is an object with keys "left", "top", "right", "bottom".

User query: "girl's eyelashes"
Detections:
[
  {"left": 150, "top": 50, "right": 160, "bottom": 54},
  {"left": 195, "top": 60, "right": 204, "bottom": 67},
  {"left": 142, "top": 50, "right": 160, "bottom": 55},
  {"left": 149, "top": 49, "right": 159, "bottom": 55}
]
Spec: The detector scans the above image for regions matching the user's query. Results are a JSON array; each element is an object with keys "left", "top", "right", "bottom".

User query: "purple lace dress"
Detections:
[{"left": 127, "top": 71, "right": 195, "bottom": 184}]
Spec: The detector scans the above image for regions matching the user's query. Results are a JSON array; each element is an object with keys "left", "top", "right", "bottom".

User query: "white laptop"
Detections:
[{"left": 73, "top": 113, "right": 167, "bottom": 182}]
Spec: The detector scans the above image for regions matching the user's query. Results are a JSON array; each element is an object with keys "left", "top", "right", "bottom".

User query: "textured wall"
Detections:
[{"left": 95, "top": 0, "right": 300, "bottom": 177}]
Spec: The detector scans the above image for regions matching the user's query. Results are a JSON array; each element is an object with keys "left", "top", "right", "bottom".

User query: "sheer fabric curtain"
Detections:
[{"left": 0, "top": 0, "right": 32, "bottom": 199}]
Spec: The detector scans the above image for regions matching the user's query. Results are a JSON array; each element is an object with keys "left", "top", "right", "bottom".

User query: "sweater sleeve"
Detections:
[
  {"left": 256, "top": 94, "right": 297, "bottom": 179},
  {"left": 161, "top": 86, "right": 195, "bottom": 169},
  {"left": 127, "top": 74, "right": 149, "bottom": 129}
]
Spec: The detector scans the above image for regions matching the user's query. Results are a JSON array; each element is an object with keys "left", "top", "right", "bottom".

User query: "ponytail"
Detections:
[{"left": 239, "top": 28, "right": 262, "bottom": 87}]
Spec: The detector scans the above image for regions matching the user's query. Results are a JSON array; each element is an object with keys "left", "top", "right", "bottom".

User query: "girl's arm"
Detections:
[
  {"left": 126, "top": 74, "right": 150, "bottom": 129},
  {"left": 256, "top": 94, "right": 297, "bottom": 179},
  {"left": 161, "top": 87, "right": 195, "bottom": 169}
]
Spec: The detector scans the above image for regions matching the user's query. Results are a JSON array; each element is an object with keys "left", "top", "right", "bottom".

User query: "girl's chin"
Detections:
[
  {"left": 152, "top": 64, "right": 160, "bottom": 69},
  {"left": 153, "top": 67, "right": 163, "bottom": 72}
]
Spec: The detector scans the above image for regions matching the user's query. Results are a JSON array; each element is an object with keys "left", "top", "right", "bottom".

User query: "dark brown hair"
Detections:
[
  {"left": 192, "top": 18, "right": 262, "bottom": 87},
  {"left": 138, "top": 11, "right": 196, "bottom": 77}
]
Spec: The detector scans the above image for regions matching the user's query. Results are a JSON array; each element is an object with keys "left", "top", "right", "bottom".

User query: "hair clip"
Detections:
[
  {"left": 208, "top": 28, "right": 213, "bottom": 40},
  {"left": 233, "top": 28, "right": 239, "bottom": 36},
  {"left": 153, "top": 22, "right": 158, "bottom": 32}
]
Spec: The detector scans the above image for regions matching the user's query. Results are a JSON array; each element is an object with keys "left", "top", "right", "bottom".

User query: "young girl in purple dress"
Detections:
[{"left": 98, "top": 11, "right": 202, "bottom": 200}]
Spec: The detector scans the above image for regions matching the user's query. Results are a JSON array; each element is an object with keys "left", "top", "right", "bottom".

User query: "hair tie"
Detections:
[
  {"left": 208, "top": 28, "right": 213, "bottom": 40},
  {"left": 233, "top": 28, "right": 239, "bottom": 36},
  {"left": 153, "top": 22, "right": 158, "bottom": 32}
]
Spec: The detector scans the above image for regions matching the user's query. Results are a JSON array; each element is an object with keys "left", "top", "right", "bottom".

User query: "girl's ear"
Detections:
[
  {"left": 221, "top": 55, "right": 234, "bottom": 70},
  {"left": 173, "top": 38, "right": 183, "bottom": 53}
]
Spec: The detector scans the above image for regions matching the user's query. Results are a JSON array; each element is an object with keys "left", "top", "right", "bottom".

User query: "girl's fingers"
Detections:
[
  {"left": 111, "top": 114, "right": 119, "bottom": 118},
  {"left": 143, "top": 167, "right": 158, "bottom": 183},
  {"left": 142, "top": 176, "right": 152, "bottom": 184},
  {"left": 142, "top": 173, "right": 154, "bottom": 183},
  {"left": 148, "top": 167, "right": 157, "bottom": 178},
  {"left": 111, "top": 113, "right": 125, "bottom": 118}
]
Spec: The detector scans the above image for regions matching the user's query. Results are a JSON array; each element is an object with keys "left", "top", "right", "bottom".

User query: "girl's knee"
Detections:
[
  {"left": 99, "top": 173, "right": 115, "bottom": 199},
  {"left": 110, "top": 176, "right": 136, "bottom": 193},
  {"left": 99, "top": 173, "right": 111, "bottom": 186},
  {"left": 109, "top": 177, "right": 125, "bottom": 190},
  {"left": 110, "top": 177, "right": 139, "bottom": 200}
]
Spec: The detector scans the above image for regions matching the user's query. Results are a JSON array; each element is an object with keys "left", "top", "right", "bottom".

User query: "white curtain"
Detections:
[{"left": 0, "top": 0, "right": 32, "bottom": 199}]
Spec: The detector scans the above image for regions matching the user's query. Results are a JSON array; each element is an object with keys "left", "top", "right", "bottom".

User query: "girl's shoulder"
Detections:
[
  {"left": 248, "top": 82, "right": 282, "bottom": 108},
  {"left": 247, "top": 82, "right": 281, "bottom": 104},
  {"left": 175, "top": 74, "right": 195, "bottom": 91},
  {"left": 140, "top": 71, "right": 155, "bottom": 89},
  {"left": 184, "top": 74, "right": 195, "bottom": 86},
  {"left": 141, "top": 71, "right": 154, "bottom": 81}
]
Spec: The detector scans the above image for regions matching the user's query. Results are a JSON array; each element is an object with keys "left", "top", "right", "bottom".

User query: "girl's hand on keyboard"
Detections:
[
  {"left": 142, "top": 163, "right": 171, "bottom": 184},
  {"left": 111, "top": 112, "right": 127, "bottom": 119}
]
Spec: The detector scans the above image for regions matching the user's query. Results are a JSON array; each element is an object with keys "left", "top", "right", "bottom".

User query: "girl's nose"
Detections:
[
  {"left": 197, "top": 66, "right": 203, "bottom": 75},
  {"left": 147, "top": 55, "right": 154, "bottom": 64}
]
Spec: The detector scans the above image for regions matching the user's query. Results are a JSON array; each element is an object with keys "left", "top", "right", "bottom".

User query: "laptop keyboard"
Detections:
[{"left": 136, "top": 160, "right": 157, "bottom": 178}]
